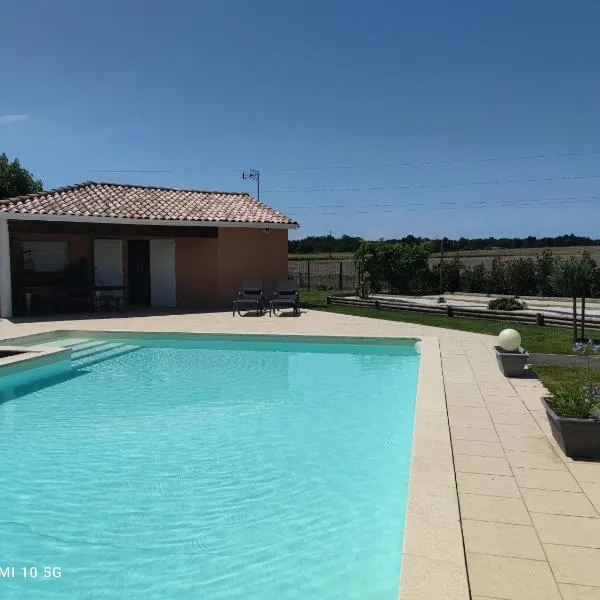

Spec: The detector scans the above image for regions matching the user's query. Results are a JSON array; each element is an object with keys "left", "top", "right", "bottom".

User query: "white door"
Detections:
[
  {"left": 150, "top": 239, "right": 176, "bottom": 308},
  {"left": 93, "top": 239, "right": 123, "bottom": 298}
]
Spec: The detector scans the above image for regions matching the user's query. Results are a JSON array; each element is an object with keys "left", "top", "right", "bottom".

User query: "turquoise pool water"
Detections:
[{"left": 0, "top": 336, "right": 420, "bottom": 599}]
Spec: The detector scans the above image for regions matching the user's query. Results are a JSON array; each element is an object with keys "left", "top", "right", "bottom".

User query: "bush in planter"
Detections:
[
  {"left": 488, "top": 297, "right": 527, "bottom": 311},
  {"left": 546, "top": 388, "right": 600, "bottom": 419},
  {"left": 543, "top": 340, "right": 600, "bottom": 457}
]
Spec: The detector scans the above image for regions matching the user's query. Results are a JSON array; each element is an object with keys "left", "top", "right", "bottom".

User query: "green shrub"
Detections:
[
  {"left": 488, "top": 297, "right": 527, "bottom": 311},
  {"left": 547, "top": 387, "right": 600, "bottom": 419}
]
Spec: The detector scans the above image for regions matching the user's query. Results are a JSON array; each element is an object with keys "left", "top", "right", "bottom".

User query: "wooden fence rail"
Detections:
[{"left": 326, "top": 296, "right": 600, "bottom": 331}]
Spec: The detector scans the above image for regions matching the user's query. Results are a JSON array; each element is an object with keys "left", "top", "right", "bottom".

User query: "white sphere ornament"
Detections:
[{"left": 498, "top": 328, "right": 521, "bottom": 352}]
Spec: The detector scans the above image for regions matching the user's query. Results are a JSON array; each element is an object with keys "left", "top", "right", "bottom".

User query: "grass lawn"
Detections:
[
  {"left": 300, "top": 290, "right": 580, "bottom": 355},
  {"left": 530, "top": 364, "right": 600, "bottom": 394}
]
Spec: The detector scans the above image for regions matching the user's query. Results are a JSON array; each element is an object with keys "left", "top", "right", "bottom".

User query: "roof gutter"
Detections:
[{"left": 1, "top": 212, "right": 299, "bottom": 230}]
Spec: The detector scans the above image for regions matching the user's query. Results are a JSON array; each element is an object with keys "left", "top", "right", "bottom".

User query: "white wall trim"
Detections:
[
  {"left": 1, "top": 212, "right": 298, "bottom": 230},
  {"left": 0, "top": 217, "right": 13, "bottom": 318}
]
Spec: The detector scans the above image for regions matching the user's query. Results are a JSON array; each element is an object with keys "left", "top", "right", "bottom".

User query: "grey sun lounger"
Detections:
[
  {"left": 233, "top": 279, "right": 265, "bottom": 316},
  {"left": 269, "top": 279, "right": 300, "bottom": 316}
]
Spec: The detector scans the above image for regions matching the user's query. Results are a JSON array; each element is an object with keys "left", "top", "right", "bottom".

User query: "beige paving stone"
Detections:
[
  {"left": 519, "top": 395, "right": 546, "bottom": 412},
  {"left": 545, "top": 544, "right": 600, "bottom": 587},
  {"left": 568, "top": 463, "right": 600, "bottom": 484},
  {"left": 413, "top": 407, "right": 449, "bottom": 427},
  {"left": 579, "top": 481, "right": 600, "bottom": 511},
  {"left": 411, "top": 435, "right": 453, "bottom": 460},
  {"left": 447, "top": 395, "right": 486, "bottom": 407},
  {"left": 479, "top": 384, "right": 519, "bottom": 393},
  {"left": 399, "top": 554, "right": 469, "bottom": 600},
  {"left": 404, "top": 492, "right": 463, "bottom": 564},
  {"left": 412, "top": 422, "right": 451, "bottom": 442},
  {"left": 467, "top": 552, "right": 561, "bottom": 599},
  {"left": 531, "top": 512, "right": 600, "bottom": 548},
  {"left": 455, "top": 454, "right": 512, "bottom": 476},
  {"left": 522, "top": 488, "right": 597, "bottom": 517},
  {"left": 532, "top": 416, "right": 555, "bottom": 439},
  {"left": 459, "top": 492, "right": 531, "bottom": 525},
  {"left": 559, "top": 583, "right": 600, "bottom": 599},
  {"left": 499, "top": 435, "right": 557, "bottom": 453},
  {"left": 489, "top": 409, "right": 536, "bottom": 423},
  {"left": 410, "top": 455, "right": 456, "bottom": 489},
  {"left": 485, "top": 401, "right": 529, "bottom": 415},
  {"left": 463, "top": 519, "right": 545, "bottom": 560},
  {"left": 415, "top": 384, "right": 445, "bottom": 399},
  {"left": 505, "top": 450, "right": 566, "bottom": 471},
  {"left": 444, "top": 381, "right": 481, "bottom": 395},
  {"left": 495, "top": 422, "right": 545, "bottom": 438},
  {"left": 448, "top": 408, "right": 494, "bottom": 428},
  {"left": 456, "top": 472, "right": 521, "bottom": 498},
  {"left": 452, "top": 439, "right": 505, "bottom": 458},
  {"left": 513, "top": 467, "right": 580, "bottom": 492},
  {"left": 482, "top": 392, "right": 520, "bottom": 402},
  {"left": 451, "top": 426, "right": 499, "bottom": 442}
]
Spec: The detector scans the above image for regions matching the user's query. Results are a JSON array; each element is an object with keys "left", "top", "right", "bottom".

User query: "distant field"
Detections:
[
  {"left": 428, "top": 245, "right": 600, "bottom": 267},
  {"left": 289, "top": 246, "right": 600, "bottom": 269},
  {"left": 288, "top": 253, "right": 354, "bottom": 261}
]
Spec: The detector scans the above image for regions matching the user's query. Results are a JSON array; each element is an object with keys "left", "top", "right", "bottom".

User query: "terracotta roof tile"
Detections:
[{"left": 0, "top": 181, "right": 298, "bottom": 227}]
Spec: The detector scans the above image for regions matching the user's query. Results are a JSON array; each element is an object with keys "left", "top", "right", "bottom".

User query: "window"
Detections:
[{"left": 22, "top": 241, "right": 69, "bottom": 272}]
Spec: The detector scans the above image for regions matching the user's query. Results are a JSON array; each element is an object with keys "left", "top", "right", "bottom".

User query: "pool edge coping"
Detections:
[
  {"left": 0, "top": 329, "right": 420, "bottom": 347},
  {"left": 0, "top": 345, "right": 71, "bottom": 378},
  {"left": 398, "top": 336, "right": 469, "bottom": 599}
]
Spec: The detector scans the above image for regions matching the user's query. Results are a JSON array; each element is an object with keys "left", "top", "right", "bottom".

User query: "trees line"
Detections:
[{"left": 289, "top": 234, "right": 600, "bottom": 255}]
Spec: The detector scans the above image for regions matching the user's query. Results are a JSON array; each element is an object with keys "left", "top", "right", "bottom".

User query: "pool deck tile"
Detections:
[
  {"left": 521, "top": 489, "right": 598, "bottom": 518},
  {"left": 458, "top": 492, "right": 531, "bottom": 525},
  {"left": 544, "top": 544, "right": 600, "bottom": 587},
  {"left": 559, "top": 583, "right": 600, "bottom": 599},
  {"left": 4, "top": 308, "right": 600, "bottom": 597},
  {"left": 452, "top": 439, "right": 505, "bottom": 457},
  {"left": 467, "top": 553, "right": 562, "bottom": 599}
]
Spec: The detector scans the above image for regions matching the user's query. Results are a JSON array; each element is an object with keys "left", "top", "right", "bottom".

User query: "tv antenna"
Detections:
[{"left": 242, "top": 169, "right": 260, "bottom": 200}]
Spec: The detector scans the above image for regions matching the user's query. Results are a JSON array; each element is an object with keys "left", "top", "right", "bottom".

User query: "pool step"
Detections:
[
  {"left": 70, "top": 340, "right": 123, "bottom": 360},
  {"left": 74, "top": 343, "right": 140, "bottom": 369},
  {"left": 26, "top": 338, "right": 141, "bottom": 369},
  {"left": 62, "top": 339, "right": 108, "bottom": 353}
]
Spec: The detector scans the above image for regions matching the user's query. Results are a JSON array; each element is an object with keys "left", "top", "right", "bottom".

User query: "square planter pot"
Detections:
[
  {"left": 494, "top": 346, "right": 529, "bottom": 377},
  {"left": 542, "top": 398, "right": 600, "bottom": 459}
]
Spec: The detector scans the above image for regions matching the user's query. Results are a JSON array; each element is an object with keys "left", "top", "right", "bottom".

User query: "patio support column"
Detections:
[{"left": 0, "top": 217, "right": 12, "bottom": 318}]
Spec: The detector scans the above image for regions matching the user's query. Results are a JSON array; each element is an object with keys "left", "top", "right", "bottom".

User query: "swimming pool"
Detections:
[{"left": 0, "top": 334, "right": 420, "bottom": 599}]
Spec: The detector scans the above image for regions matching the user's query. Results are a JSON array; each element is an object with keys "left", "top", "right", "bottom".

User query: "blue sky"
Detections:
[{"left": 2, "top": 0, "right": 600, "bottom": 240}]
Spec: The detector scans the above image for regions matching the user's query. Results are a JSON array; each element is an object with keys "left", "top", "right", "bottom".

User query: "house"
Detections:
[{"left": 0, "top": 181, "right": 298, "bottom": 318}]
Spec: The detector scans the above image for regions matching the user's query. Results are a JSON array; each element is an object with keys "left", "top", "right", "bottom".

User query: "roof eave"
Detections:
[{"left": 1, "top": 212, "right": 299, "bottom": 230}]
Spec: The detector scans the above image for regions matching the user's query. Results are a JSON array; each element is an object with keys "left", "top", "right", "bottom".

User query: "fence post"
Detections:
[
  {"left": 536, "top": 313, "right": 545, "bottom": 327},
  {"left": 339, "top": 261, "right": 343, "bottom": 291},
  {"left": 307, "top": 260, "right": 311, "bottom": 292}
]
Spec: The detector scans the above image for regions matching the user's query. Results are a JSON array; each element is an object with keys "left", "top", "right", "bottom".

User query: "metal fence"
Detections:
[{"left": 288, "top": 260, "right": 358, "bottom": 291}]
